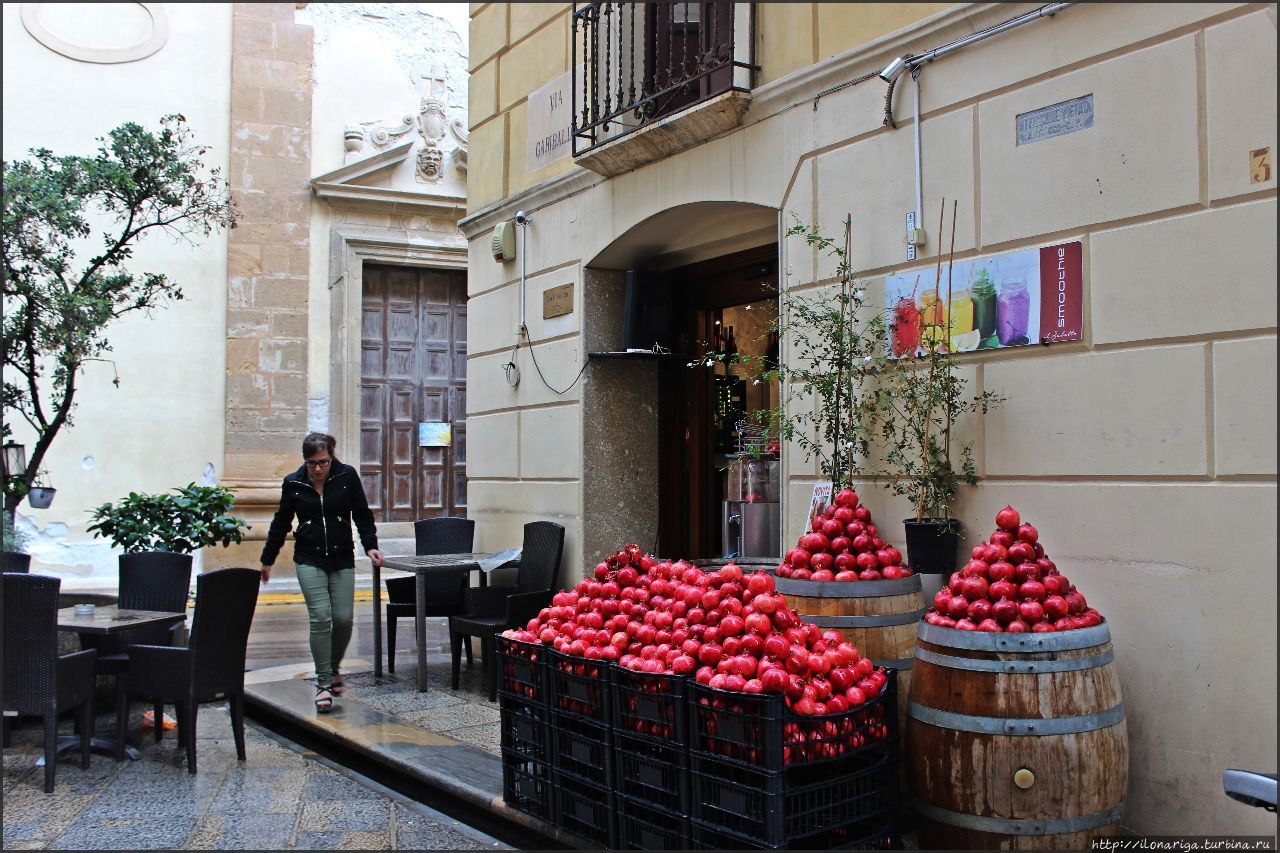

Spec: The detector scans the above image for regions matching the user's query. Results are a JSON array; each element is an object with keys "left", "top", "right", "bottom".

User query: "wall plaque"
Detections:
[
  {"left": 526, "top": 66, "right": 581, "bottom": 172},
  {"left": 1017, "top": 94, "right": 1094, "bottom": 146},
  {"left": 543, "top": 283, "right": 573, "bottom": 319}
]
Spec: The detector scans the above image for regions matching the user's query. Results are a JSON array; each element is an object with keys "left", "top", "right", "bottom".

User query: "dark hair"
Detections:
[{"left": 302, "top": 432, "right": 336, "bottom": 458}]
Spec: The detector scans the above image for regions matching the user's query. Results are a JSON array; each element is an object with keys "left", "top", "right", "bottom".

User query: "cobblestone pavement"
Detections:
[
  {"left": 2, "top": 703, "right": 509, "bottom": 850},
  {"left": 2, "top": 600, "right": 510, "bottom": 851}
]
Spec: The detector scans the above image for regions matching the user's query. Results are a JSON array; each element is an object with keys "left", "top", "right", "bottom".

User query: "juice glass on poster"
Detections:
[
  {"left": 947, "top": 288, "right": 974, "bottom": 350},
  {"left": 971, "top": 271, "right": 998, "bottom": 342},
  {"left": 891, "top": 296, "right": 921, "bottom": 356},
  {"left": 918, "top": 289, "right": 948, "bottom": 351},
  {"left": 996, "top": 279, "right": 1031, "bottom": 346}
]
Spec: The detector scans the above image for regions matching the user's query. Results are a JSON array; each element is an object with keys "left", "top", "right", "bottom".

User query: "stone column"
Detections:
[{"left": 212, "top": 3, "right": 313, "bottom": 572}]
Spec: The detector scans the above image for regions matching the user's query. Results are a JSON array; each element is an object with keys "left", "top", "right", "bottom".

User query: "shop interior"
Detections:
[{"left": 654, "top": 244, "right": 781, "bottom": 561}]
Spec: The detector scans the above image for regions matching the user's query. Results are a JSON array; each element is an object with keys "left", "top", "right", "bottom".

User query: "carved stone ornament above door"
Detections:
[{"left": 343, "top": 98, "right": 466, "bottom": 185}]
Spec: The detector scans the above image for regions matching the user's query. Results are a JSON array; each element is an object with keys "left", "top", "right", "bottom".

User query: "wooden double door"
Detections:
[{"left": 360, "top": 264, "right": 467, "bottom": 522}]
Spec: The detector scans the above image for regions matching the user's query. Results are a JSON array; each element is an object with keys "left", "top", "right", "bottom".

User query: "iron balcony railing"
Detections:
[{"left": 572, "top": 2, "right": 755, "bottom": 157}]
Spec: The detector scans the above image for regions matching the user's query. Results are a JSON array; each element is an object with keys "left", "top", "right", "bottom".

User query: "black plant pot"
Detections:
[
  {"left": 27, "top": 487, "right": 55, "bottom": 509},
  {"left": 2, "top": 551, "right": 31, "bottom": 573},
  {"left": 903, "top": 517, "right": 962, "bottom": 575}
]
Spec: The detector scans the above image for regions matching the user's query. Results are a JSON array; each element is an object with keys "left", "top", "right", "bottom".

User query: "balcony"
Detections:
[{"left": 572, "top": 2, "right": 755, "bottom": 178}]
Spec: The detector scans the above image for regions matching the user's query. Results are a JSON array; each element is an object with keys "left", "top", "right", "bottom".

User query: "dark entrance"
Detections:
[
  {"left": 656, "top": 244, "right": 778, "bottom": 559},
  {"left": 359, "top": 264, "right": 468, "bottom": 522}
]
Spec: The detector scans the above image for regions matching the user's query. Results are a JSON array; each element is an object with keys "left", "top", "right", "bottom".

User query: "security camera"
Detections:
[
  {"left": 878, "top": 56, "right": 908, "bottom": 83},
  {"left": 514, "top": 210, "right": 531, "bottom": 226}
]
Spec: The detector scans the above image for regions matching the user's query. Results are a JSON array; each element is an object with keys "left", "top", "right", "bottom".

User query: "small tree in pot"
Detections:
[
  {"left": 869, "top": 200, "right": 1003, "bottom": 573},
  {"left": 87, "top": 483, "right": 250, "bottom": 555},
  {"left": 695, "top": 215, "right": 887, "bottom": 490}
]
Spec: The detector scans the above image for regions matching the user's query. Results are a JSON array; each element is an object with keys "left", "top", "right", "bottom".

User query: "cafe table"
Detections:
[
  {"left": 48, "top": 605, "right": 188, "bottom": 761},
  {"left": 375, "top": 550, "right": 520, "bottom": 691}
]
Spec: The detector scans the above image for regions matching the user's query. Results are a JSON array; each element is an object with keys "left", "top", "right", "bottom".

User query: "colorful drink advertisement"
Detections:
[{"left": 885, "top": 241, "right": 1083, "bottom": 356}]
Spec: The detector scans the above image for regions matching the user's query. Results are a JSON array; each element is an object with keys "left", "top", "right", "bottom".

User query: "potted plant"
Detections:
[
  {"left": 2, "top": 511, "right": 32, "bottom": 572},
  {"left": 86, "top": 483, "right": 250, "bottom": 554},
  {"left": 870, "top": 200, "right": 1003, "bottom": 573},
  {"left": 26, "top": 468, "right": 55, "bottom": 509},
  {"left": 696, "top": 215, "right": 887, "bottom": 491}
]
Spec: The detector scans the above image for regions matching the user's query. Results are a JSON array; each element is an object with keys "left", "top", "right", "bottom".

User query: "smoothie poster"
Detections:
[{"left": 884, "top": 241, "right": 1083, "bottom": 356}]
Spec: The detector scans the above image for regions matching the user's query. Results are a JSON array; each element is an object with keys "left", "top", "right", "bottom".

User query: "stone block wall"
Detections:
[{"left": 214, "top": 3, "right": 314, "bottom": 569}]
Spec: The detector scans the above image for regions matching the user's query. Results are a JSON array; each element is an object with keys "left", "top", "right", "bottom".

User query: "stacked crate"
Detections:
[
  {"left": 546, "top": 647, "right": 617, "bottom": 849},
  {"left": 687, "top": 670, "right": 900, "bottom": 849},
  {"left": 495, "top": 635, "right": 554, "bottom": 823},
  {"left": 609, "top": 667, "right": 692, "bottom": 849},
  {"left": 499, "top": 637, "right": 900, "bottom": 850}
]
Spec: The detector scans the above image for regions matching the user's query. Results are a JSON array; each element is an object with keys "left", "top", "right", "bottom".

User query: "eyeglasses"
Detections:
[{"left": 304, "top": 458, "right": 331, "bottom": 469}]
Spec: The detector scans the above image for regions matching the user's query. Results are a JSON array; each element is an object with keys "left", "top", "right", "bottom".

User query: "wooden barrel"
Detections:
[{"left": 907, "top": 620, "right": 1129, "bottom": 849}]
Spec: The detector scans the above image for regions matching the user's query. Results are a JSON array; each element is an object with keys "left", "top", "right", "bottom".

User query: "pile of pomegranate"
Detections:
[
  {"left": 776, "top": 487, "right": 914, "bottom": 581},
  {"left": 923, "top": 505, "right": 1103, "bottom": 633},
  {"left": 503, "top": 543, "right": 891, "bottom": 716}
]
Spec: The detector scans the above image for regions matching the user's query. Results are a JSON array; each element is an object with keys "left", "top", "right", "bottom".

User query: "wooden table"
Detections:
[
  {"left": 52, "top": 605, "right": 188, "bottom": 761},
  {"left": 376, "top": 552, "right": 518, "bottom": 691}
]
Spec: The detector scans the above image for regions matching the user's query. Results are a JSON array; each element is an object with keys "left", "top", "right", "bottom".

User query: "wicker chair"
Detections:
[
  {"left": 114, "top": 567, "right": 259, "bottom": 772},
  {"left": 2, "top": 573, "right": 97, "bottom": 792},
  {"left": 384, "top": 517, "right": 476, "bottom": 674},
  {"left": 79, "top": 552, "right": 192, "bottom": 715},
  {"left": 2, "top": 551, "right": 31, "bottom": 572},
  {"left": 449, "top": 521, "right": 564, "bottom": 701}
]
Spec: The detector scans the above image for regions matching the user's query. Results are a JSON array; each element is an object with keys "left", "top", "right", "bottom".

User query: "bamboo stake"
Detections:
[
  {"left": 944, "top": 199, "right": 957, "bottom": 470},
  {"left": 918, "top": 197, "right": 946, "bottom": 520}
]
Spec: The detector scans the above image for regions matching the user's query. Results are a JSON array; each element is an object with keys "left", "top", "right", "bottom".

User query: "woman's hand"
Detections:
[
  {"left": 367, "top": 549, "right": 385, "bottom": 568},
  {"left": 259, "top": 563, "right": 272, "bottom": 584}
]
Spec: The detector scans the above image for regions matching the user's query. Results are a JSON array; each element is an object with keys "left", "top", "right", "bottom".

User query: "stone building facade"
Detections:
[{"left": 460, "top": 1, "right": 1277, "bottom": 835}]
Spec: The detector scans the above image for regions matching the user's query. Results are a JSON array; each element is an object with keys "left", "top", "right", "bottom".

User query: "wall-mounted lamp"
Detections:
[
  {"left": 878, "top": 56, "right": 909, "bottom": 84},
  {"left": 2, "top": 441, "right": 26, "bottom": 481}
]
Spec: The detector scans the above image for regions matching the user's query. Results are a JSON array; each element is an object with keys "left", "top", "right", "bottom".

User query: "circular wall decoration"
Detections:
[{"left": 20, "top": 3, "right": 169, "bottom": 64}]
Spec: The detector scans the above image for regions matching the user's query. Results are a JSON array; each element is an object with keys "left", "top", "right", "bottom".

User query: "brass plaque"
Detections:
[{"left": 543, "top": 283, "right": 573, "bottom": 319}]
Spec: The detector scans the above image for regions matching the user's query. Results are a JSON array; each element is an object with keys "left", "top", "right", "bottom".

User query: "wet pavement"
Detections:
[
  {"left": 1, "top": 602, "right": 512, "bottom": 851},
  {"left": 1, "top": 701, "right": 509, "bottom": 850}
]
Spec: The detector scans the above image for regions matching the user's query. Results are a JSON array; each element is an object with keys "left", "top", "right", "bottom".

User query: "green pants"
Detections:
[{"left": 295, "top": 563, "right": 354, "bottom": 688}]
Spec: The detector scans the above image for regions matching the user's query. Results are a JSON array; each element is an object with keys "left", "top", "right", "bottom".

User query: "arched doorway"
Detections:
[{"left": 581, "top": 201, "right": 781, "bottom": 565}]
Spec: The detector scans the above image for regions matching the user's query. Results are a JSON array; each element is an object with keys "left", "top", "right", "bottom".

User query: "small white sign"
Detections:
[
  {"left": 905, "top": 211, "right": 917, "bottom": 262},
  {"left": 526, "top": 66, "right": 580, "bottom": 172},
  {"left": 806, "top": 481, "right": 833, "bottom": 529},
  {"left": 418, "top": 422, "right": 451, "bottom": 447}
]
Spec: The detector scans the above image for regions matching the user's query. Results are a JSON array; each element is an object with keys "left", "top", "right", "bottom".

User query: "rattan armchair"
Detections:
[
  {"left": 79, "top": 552, "right": 192, "bottom": 715},
  {"left": 385, "top": 517, "right": 475, "bottom": 673},
  {"left": 114, "top": 567, "right": 259, "bottom": 772},
  {"left": 449, "top": 521, "right": 564, "bottom": 701},
  {"left": 2, "top": 573, "right": 97, "bottom": 792}
]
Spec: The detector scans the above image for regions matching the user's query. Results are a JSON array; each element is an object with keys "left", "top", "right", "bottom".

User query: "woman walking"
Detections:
[{"left": 260, "top": 433, "right": 383, "bottom": 713}]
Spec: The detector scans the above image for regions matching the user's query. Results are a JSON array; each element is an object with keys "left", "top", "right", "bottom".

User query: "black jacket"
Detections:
[{"left": 260, "top": 460, "right": 379, "bottom": 571}]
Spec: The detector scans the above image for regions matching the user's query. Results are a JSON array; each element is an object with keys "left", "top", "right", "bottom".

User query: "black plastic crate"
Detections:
[
  {"left": 499, "top": 693, "right": 552, "bottom": 764},
  {"left": 610, "top": 665, "right": 689, "bottom": 745},
  {"left": 546, "top": 647, "right": 612, "bottom": 723},
  {"left": 554, "top": 768, "right": 617, "bottom": 849},
  {"left": 689, "top": 669, "right": 898, "bottom": 772},
  {"left": 495, "top": 633, "right": 549, "bottom": 704},
  {"left": 616, "top": 794, "right": 691, "bottom": 850},
  {"left": 612, "top": 728, "right": 689, "bottom": 814},
  {"left": 501, "top": 750, "right": 554, "bottom": 823},
  {"left": 689, "top": 811, "right": 900, "bottom": 850},
  {"left": 690, "top": 745, "right": 899, "bottom": 848},
  {"left": 550, "top": 710, "right": 613, "bottom": 787}
]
